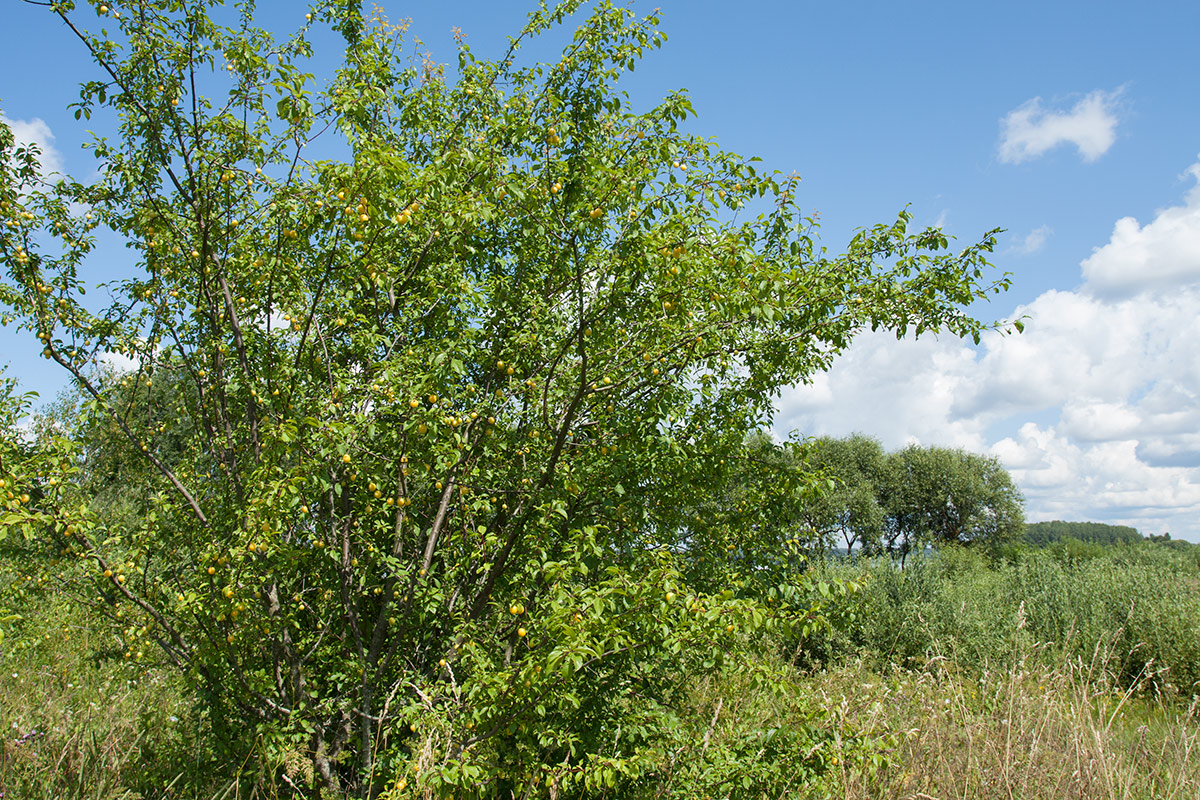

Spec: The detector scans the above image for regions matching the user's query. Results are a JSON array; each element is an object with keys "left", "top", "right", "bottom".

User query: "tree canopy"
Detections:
[
  {"left": 883, "top": 442, "right": 1025, "bottom": 556},
  {"left": 799, "top": 434, "right": 889, "bottom": 553},
  {"left": 778, "top": 435, "right": 1025, "bottom": 558},
  {"left": 0, "top": 1, "right": 1011, "bottom": 796}
]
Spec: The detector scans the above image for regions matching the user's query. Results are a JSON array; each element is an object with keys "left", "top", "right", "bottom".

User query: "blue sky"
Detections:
[{"left": 4, "top": 0, "right": 1200, "bottom": 539}]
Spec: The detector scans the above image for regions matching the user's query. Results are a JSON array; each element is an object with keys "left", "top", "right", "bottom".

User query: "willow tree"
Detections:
[{"left": 0, "top": 0, "right": 1009, "bottom": 795}]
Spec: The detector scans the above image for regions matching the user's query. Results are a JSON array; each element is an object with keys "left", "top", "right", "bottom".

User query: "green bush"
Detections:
[{"left": 0, "top": 0, "right": 1008, "bottom": 792}]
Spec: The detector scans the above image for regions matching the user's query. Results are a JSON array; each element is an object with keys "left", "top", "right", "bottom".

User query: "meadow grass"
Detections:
[
  {"left": 0, "top": 591, "right": 229, "bottom": 799},
  {"left": 799, "top": 544, "right": 1200, "bottom": 699},
  {"left": 795, "top": 543, "right": 1200, "bottom": 799},
  {"left": 3, "top": 544, "right": 1199, "bottom": 798},
  {"left": 818, "top": 650, "right": 1200, "bottom": 800}
]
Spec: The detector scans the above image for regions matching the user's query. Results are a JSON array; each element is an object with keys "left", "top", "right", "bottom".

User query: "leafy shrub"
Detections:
[{"left": 0, "top": 0, "right": 1010, "bottom": 793}]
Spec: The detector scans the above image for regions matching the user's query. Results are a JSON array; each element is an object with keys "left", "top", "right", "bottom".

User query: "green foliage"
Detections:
[
  {"left": 0, "top": 0, "right": 1010, "bottom": 795},
  {"left": 0, "top": 583, "right": 898, "bottom": 800},
  {"left": 676, "top": 431, "right": 833, "bottom": 603},
  {"left": 881, "top": 444, "right": 1025, "bottom": 557},
  {"left": 797, "top": 434, "right": 888, "bottom": 553},
  {"left": 694, "top": 434, "right": 1025, "bottom": 562},
  {"left": 780, "top": 435, "right": 1025, "bottom": 558},
  {"left": 799, "top": 546, "right": 1200, "bottom": 698},
  {"left": 1025, "top": 519, "right": 1144, "bottom": 548}
]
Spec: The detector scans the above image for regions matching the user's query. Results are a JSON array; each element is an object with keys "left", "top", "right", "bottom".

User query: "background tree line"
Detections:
[
  {"left": 712, "top": 435, "right": 1194, "bottom": 567},
  {"left": 1024, "top": 520, "right": 1143, "bottom": 547},
  {"left": 711, "top": 433, "right": 1027, "bottom": 563}
]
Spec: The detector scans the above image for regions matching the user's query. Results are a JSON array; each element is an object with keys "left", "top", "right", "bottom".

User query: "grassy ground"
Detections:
[
  {"left": 798, "top": 545, "right": 1200, "bottom": 699},
  {"left": 816, "top": 653, "right": 1200, "bottom": 800},
  {"left": 0, "top": 592, "right": 228, "bottom": 799},
  {"left": 4, "top": 546, "right": 1200, "bottom": 798},
  {"left": 7, "top": 639, "right": 1196, "bottom": 799}
]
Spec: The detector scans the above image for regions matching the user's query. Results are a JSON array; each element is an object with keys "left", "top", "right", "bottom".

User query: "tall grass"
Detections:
[
  {"left": 0, "top": 591, "right": 228, "bottom": 799},
  {"left": 816, "top": 641, "right": 1200, "bottom": 799},
  {"left": 3, "top": 544, "right": 1199, "bottom": 798},
  {"left": 799, "top": 545, "right": 1200, "bottom": 699}
]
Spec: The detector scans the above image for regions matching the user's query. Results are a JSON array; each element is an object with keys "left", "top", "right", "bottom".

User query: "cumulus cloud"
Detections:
[
  {"left": 1080, "top": 162, "right": 1200, "bottom": 296},
  {"left": 995, "top": 425, "right": 1200, "bottom": 532},
  {"left": 1, "top": 112, "right": 65, "bottom": 176},
  {"left": 775, "top": 331, "right": 989, "bottom": 451},
  {"left": 998, "top": 88, "right": 1123, "bottom": 164},
  {"left": 776, "top": 157, "right": 1200, "bottom": 540},
  {"left": 1012, "top": 224, "right": 1052, "bottom": 255}
]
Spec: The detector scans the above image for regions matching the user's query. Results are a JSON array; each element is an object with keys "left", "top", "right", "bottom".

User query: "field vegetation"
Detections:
[
  {"left": 2, "top": 0, "right": 1198, "bottom": 797},
  {"left": 5, "top": 540, "right": 1199, "bottom": 798}
]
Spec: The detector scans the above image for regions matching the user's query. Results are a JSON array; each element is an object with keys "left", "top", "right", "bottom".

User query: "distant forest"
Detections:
[{"left": 1024, "top": 520, "right": 1145, "bottom": 547}]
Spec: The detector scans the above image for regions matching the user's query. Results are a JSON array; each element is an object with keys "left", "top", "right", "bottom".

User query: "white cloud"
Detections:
[
  {"left": 1, "top": 112, "right": 65, "bottom": 176},
  {"left": 998, "top": 88, "right": 1123, "bottom": 164},
  {"left": 775, "top": 330, "right": 988, "bottom": 451},
  {"left": 996, "top": 426, "right": 1200, "bottom": 533},
  {"left": 97, "top": 351, "right": 139, "bottom": 374},
  {"left": 1080, "top": 162, "right": 1200, "bottom": 296},
  {"left": 1012, "top": 224, "right": 1052, "bottom": 255},
  {"left": 776, "top": 156, "right": 1200, "bottom": 540}
]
